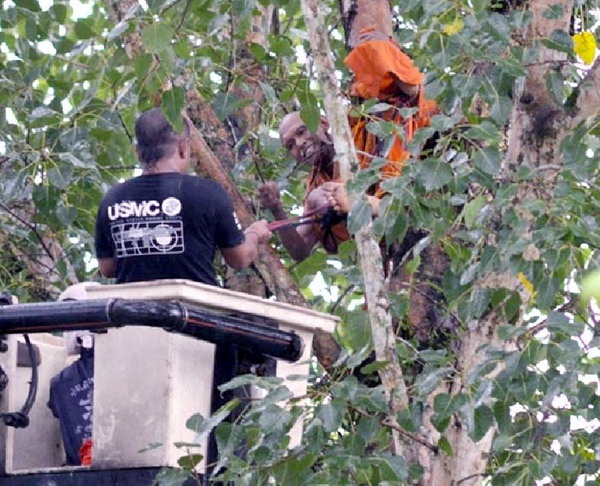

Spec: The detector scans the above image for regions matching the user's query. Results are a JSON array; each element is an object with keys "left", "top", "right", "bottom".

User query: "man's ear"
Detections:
[
  {"left": 135, "top": 144, "right": 142, "bottom": 160},
  {"left": 178, "top": 138, "right": 188, "bottom": 158},
  {"left": 319, "top": 116, "right": 330, "bottom": 131}
]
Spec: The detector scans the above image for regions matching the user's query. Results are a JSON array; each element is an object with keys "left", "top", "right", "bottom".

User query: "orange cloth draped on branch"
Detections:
[
  {"left": 345, "top": 35, "right": 438, "bottom": 196},
  {"left": 306, "top": 32, "right": 438, "bottom": 252}
]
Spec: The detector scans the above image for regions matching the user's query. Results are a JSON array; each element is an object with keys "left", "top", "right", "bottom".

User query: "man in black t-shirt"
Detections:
[
  {"left": 95, "top": 108, "right": 271, "bottom": 283},
  {"left": 94, "top": 108, "right": 273, "bottom": 473}
]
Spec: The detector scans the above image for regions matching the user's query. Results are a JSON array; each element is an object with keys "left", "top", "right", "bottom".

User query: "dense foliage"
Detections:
[{"left": 1, "top": 0, "right": 599, "bottom": 484}]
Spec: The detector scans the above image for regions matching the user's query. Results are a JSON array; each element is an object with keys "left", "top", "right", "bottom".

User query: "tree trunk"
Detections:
[
  {"left": 339, "top": 0, "right": 393, "bottom": 48},
  {"left": 427, "top": 0, "right": 600, "bottom": 484}
]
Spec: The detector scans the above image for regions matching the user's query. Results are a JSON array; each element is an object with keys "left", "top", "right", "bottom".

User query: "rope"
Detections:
[{"left": 267, "top": 203, "right": 331, "bottom": 231}]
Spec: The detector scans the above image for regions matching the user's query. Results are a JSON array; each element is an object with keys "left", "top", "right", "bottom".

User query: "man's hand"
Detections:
[
  {"left": 306, "top": 182, "right": 342, "bottom": 215},
  {"left": 245, "top": 220, "right": 272, "bottom": 244},
  {"left": 323, "top": 183, "right": 350, "bottom": 214},
  {"left": 222, "top": 220, "right": 272, "bottom": 270},
  {"left": 258, "top": 182, "right": 283, "bottom": 212}
]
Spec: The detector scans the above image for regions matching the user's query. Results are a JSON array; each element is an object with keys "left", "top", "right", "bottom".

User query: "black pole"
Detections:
[{"left": 0, "top": 299, "right": 303, "bottom": 362}]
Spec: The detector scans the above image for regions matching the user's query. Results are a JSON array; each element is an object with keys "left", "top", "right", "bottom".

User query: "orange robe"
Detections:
[{"left": 307, "top": 33, "right": 437, "bottom": 252}]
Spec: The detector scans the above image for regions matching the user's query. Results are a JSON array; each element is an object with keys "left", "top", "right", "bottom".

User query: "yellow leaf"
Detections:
[
  {"left": 517, "top": 272, "right": 536, "bottom": 297},
  {"left": 573, "top": 32, "right": 597, "bottom": 65},
  {"left": 443, "top": 18, "right": 464, "bottom": 36}
]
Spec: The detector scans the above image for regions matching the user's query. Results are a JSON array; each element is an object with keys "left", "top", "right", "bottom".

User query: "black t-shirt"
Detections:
[{"left": 95, "top": 173, "right": 244, "bottom": 286}]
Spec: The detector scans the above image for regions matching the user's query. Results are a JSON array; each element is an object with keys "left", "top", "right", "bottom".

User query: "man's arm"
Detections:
[
  {"left": 258, "top": 182, "right": 318, "bottom": 262},
  {"left": 221, "top": 220, "right": 272, "bottom": 270},
  {"left": 98, "top": 258, "right": 116, "bottom": 278}
]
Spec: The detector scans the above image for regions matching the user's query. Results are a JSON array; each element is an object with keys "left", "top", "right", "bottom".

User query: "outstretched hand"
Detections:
[{"left": 258, "top": 182, "right": 282, "bottom": 211}]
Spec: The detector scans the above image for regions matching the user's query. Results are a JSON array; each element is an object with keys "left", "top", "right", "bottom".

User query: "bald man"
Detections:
[{"left": 259, "top": 30, "right": 436, "bottom": 262}]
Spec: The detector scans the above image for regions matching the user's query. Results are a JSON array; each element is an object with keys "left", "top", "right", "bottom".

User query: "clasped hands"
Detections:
[{"left": 258, "top": 181, "right": 350, "bottom": 215}]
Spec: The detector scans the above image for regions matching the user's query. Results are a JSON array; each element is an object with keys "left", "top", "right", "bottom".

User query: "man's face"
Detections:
[{"left": 279, "top": 113, "right": 333, "bottom": 167}]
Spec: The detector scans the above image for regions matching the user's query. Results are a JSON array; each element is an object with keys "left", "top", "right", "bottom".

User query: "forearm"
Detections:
[
  {"left": 268, "top": 204, "right": 313, "bottom": 262},
  {"left": 277, "top": 227, "right": 314, "bottom": 262},
  {"left": 222, "top": 232, "right": 260, "bottom": 270},
  {"left": 270, "top": 204, "right": 288, "bottom": 221}
]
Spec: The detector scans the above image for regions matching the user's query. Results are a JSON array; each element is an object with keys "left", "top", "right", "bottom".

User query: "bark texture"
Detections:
[{"left": 339, "top": 0, "right": 394, "bottom": 48}]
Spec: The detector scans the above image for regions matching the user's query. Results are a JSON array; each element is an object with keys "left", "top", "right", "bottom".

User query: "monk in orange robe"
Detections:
[{"left": 259, "top": 29, "right": 437, "bottom": 262}]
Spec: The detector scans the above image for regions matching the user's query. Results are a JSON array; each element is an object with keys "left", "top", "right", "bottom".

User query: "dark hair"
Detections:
[{"left": 135, "top": 108, "right": 187, "bottom": 167}]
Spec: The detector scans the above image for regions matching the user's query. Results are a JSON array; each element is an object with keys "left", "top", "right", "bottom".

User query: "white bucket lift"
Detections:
[{"left": 0, "top": 279, "right": 339, "bottom": 477}]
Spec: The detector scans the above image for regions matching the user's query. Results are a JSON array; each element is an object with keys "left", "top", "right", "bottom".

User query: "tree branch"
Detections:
[
  {"left": 184, "top": 112, "right": 307, "bottom": 307},
  {"left": 300, "top": 0, "right": 408, "bottom": 455},
  {"left": 569, "top": 57, "right": 600, "bottom": 128}
]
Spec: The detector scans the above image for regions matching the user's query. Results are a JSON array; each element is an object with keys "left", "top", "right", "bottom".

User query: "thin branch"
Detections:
[
  {"left": 330, "top": 284, "right": 356, "bottom": 313},
  {"left": 381, "top": 418, "right": 438, "bottom": 453},
  {"left": 0, "top": 202, "right": 55, "bottom": 262},
  {"left": 352, "top": 407, "right": 438, "bottom": 453},
  {"left": 457, "top": 473, "right": 486, "bottom": 485},
  {"left": 174, "top": 0, "right": 192, "bottom": 34}
]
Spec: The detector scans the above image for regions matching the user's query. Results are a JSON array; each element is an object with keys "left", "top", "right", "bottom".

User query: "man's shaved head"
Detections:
[
  {"left": 135, "top": 108, "right": 188, "bottom": 168},
  {"left": 279, "top": 111, "right": 333, "bottom": 169}
]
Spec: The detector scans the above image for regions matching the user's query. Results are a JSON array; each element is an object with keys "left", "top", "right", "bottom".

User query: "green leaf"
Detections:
[
  {"left": 232, "top": 0, "right": 256, "bottom": 16},
  {"left": 299, "top": 99, "right": 320, "bottom": 134},
  {"left": 463, "top": 195, "right": 487, "bottom": 229},
  {"left": 187, "top": 399, "right": 240, "bottom": 444},
  {"left": 546, "top": 70, "right": 565, "bottom": 106},
  {"left": 47, "top": 165, "right": 73, "bottom": 190},
  {"left": 58, "top": 152, "right": 93, "bottom": 168},
  {"left": 14, "top": 0, "right": 40, "bottom": 12},
  {"left": 366, "top": 102, "right": 394, "bottom": 114},
  {"left": 347, "top": 196, "right": 372, "bottom": 234},
  {"left": 471, "top": 405, "right": 494, "bottom": 442},
  {"left": 269, "top": 36, "right": 293, "bottom": 57},
  {"left": 208, "top": 14, "right": 229, "bottom": 36},
  {"left": 371, "top": 456, "right": 408, "bottom": 481},
  {"left": 437, "top": 436, "right": 453, "bottom": 456},
  {"left": 218, "top": 374, "right": 283, "bottom": 392},
  {"left": 547, "top": 311, "right": 583, "bottom": 336},
  {"left": 316, "top": 402, "right": 343, "bottom": 432},
  {"left": 49, "top": 4, "right": 67, "bottom": 22},
  {"left": 543, "top": 4, "right": 564, "bottom": 19},
  {"left": 497, "top": 324, "right": 528, "bottom": 340},
  {"left": 74, "top": 19, "right": 95, "bottom": 39},
  {"left": 153, "top": 468, "right": 193, "bottom": 486},
  {"left": 56, "top": 204, "right": 77, "bottom": 226},
  {"left": 177, "top": 453, "right": 203, "bottom": 470},
  {"left": 416, "top": 159, "right": 453, "bottom": 191},
  {"left": 465, "top": 121, "right": 500, "bottom": 143},
  {"left": 142, "top": 23, "right": 174, "bottom": 54},
  {"left": 162, "top": 86, "right": 185, "bottom": 132},
  {"left": 541, "top": 29, "right": 573, "bottom": 54},
  {"left": 338, "top": 311, "right": 372, "bottom": 350},
  {"left": 415, "top": 367, "right": 454, "bottom": 398},
  {"left": 473, "top": 147, "right": 500, "bottom": 175}
]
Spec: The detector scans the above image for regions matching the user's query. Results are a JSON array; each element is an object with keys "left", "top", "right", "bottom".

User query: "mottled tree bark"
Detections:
[{"left": 339, "top": 0, "right": 393, "bottom": 48}]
